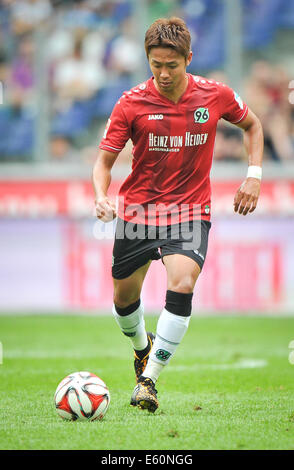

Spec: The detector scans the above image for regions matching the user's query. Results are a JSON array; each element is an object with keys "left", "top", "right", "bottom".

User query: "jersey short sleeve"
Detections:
[
  {"left": 218, "top": 84, "right": 248, "bottom": 124},
  {"left": 99, "top": 99, "right": 131, "bottom": 153}
]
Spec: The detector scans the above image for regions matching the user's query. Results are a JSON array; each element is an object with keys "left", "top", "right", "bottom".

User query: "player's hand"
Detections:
[
  {"left": 233, "top": 178, "right": 261, "bottom": 216},
  {"left": 95, "top": 196, "right": 117, "bottom": 222}
]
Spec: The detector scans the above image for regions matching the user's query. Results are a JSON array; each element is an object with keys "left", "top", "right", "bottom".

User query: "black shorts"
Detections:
[{"left": 112, "top": 218, "right": 211, "bottom": 280}]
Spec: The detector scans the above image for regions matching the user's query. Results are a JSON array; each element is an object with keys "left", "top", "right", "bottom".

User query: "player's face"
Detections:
[{"left": 148, "top": 47, "right": 192, "bottom": 95}]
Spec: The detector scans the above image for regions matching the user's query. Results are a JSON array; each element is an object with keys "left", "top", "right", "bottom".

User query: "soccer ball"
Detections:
[{"left": 54, "top": 371, "right": 110, "bottom": 421}]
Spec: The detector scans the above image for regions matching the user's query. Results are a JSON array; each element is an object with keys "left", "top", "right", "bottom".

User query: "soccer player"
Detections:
[{"left": 92, "top": 17, "right": 263, "bottom": 413}]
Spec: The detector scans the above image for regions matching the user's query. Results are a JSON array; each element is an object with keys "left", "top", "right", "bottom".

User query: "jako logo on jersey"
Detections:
[
  {"left": 234, "top": 91, "right": 244, "bottom": 110},
  {"left": 194, "top": 107, "right": 209, "bottom": 123},
  {"left": 148, "top": 114, "right": 164, "bottom": 120}
]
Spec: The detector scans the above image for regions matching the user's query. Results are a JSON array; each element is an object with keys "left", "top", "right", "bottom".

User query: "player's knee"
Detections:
[
  {"left": 113, "top": 290, "right": 140, "bottom": 309},
  {"left": 168, "top": 276, "right": 195, "bottom": 294}
]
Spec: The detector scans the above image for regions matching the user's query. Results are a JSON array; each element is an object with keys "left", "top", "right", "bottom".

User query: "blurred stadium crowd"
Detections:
[{"left": 0, "top": 0, "right": 293, "bottom": 164}]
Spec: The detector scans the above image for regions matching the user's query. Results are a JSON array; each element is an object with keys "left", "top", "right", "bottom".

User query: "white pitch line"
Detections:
[
  {"left": 2, "top": 351, "right": 268, "bottom": 371},
  {"left": 3, "top": 350, "right": 120, "bottom": 359},
  {"left": 167, "top": 359, "right": 268, "bottom": 371}
]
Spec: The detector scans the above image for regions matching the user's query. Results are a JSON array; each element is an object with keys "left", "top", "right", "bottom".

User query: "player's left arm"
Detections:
[{"left": 233, "top": 108, "right": 264, "bottom": 216}]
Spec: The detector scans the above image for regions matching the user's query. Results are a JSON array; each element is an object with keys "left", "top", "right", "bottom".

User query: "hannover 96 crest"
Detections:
[{"left": 194, "top": 107, "right": 209, "bottom": 123}]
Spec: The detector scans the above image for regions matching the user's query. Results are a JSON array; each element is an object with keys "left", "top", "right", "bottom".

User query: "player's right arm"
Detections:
[
  {"left": 93, "top": 94, "right": 131, "bottom": 222},
  {"left": 92, "top": 149, "right": 119, "bottom": 222}
]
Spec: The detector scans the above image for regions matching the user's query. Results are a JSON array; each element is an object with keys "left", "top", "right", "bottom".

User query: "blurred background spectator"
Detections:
[
  {"left": 244, "top": 61, "right": 294, "bottom": 161},
  {"left": 0, "top": 0, "right": 293, "bottom": 164},
  {"left": 9, "top": 33, "right": 34, "bottom": 108}
]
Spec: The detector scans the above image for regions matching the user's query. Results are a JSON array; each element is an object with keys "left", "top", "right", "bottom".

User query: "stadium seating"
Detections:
[
  {"left": 1, "top": 0, "right": 293, "bottom": 160},
  {"left": 0, "top": 109, "right": 11, "bottom": 155},
  {"left": 51, "top": 77, "right": 131, "bottom": 139},
  {"left": 51, "top": 101, "right": 93, "bottom": 139},
  {"left": 183, "top": 0, "right": 294, "bottom": 69},
  {"left": 0, "top": 109, "right": 34, "bottom": 160},
  {"left": 90, "top": 77, "right": 132, "bottom": 119},
  {"left": 278, "top": 1, "right": 294, "bottom": 28},
  {"left": 243, "top": 0, "right": 286, "bottom": 48}
]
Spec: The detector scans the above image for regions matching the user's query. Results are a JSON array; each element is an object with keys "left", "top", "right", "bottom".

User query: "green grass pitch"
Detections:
[{"left": 1, "top": 314, "right": 294, "bottom": 450}]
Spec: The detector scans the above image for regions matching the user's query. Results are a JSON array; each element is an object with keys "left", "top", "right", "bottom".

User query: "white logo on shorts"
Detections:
[{"left": 193, "top": 249, "right": 204, "bottom": 260}]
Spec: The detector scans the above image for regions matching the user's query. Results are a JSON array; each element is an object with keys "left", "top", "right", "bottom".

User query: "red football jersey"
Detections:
[{"left": 99, "top": 73, "right": 248, "bottom": 225}]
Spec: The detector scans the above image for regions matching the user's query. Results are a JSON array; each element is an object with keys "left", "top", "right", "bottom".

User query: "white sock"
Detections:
[
  {"left": 143, "top": 308, "right": 191, "bottom": 382},
  {"left": 141, "top": 358, "right": 164, "bottom": 384},
  {"left": 112, "top": 302, "right": 148, "bottom": 351}
]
